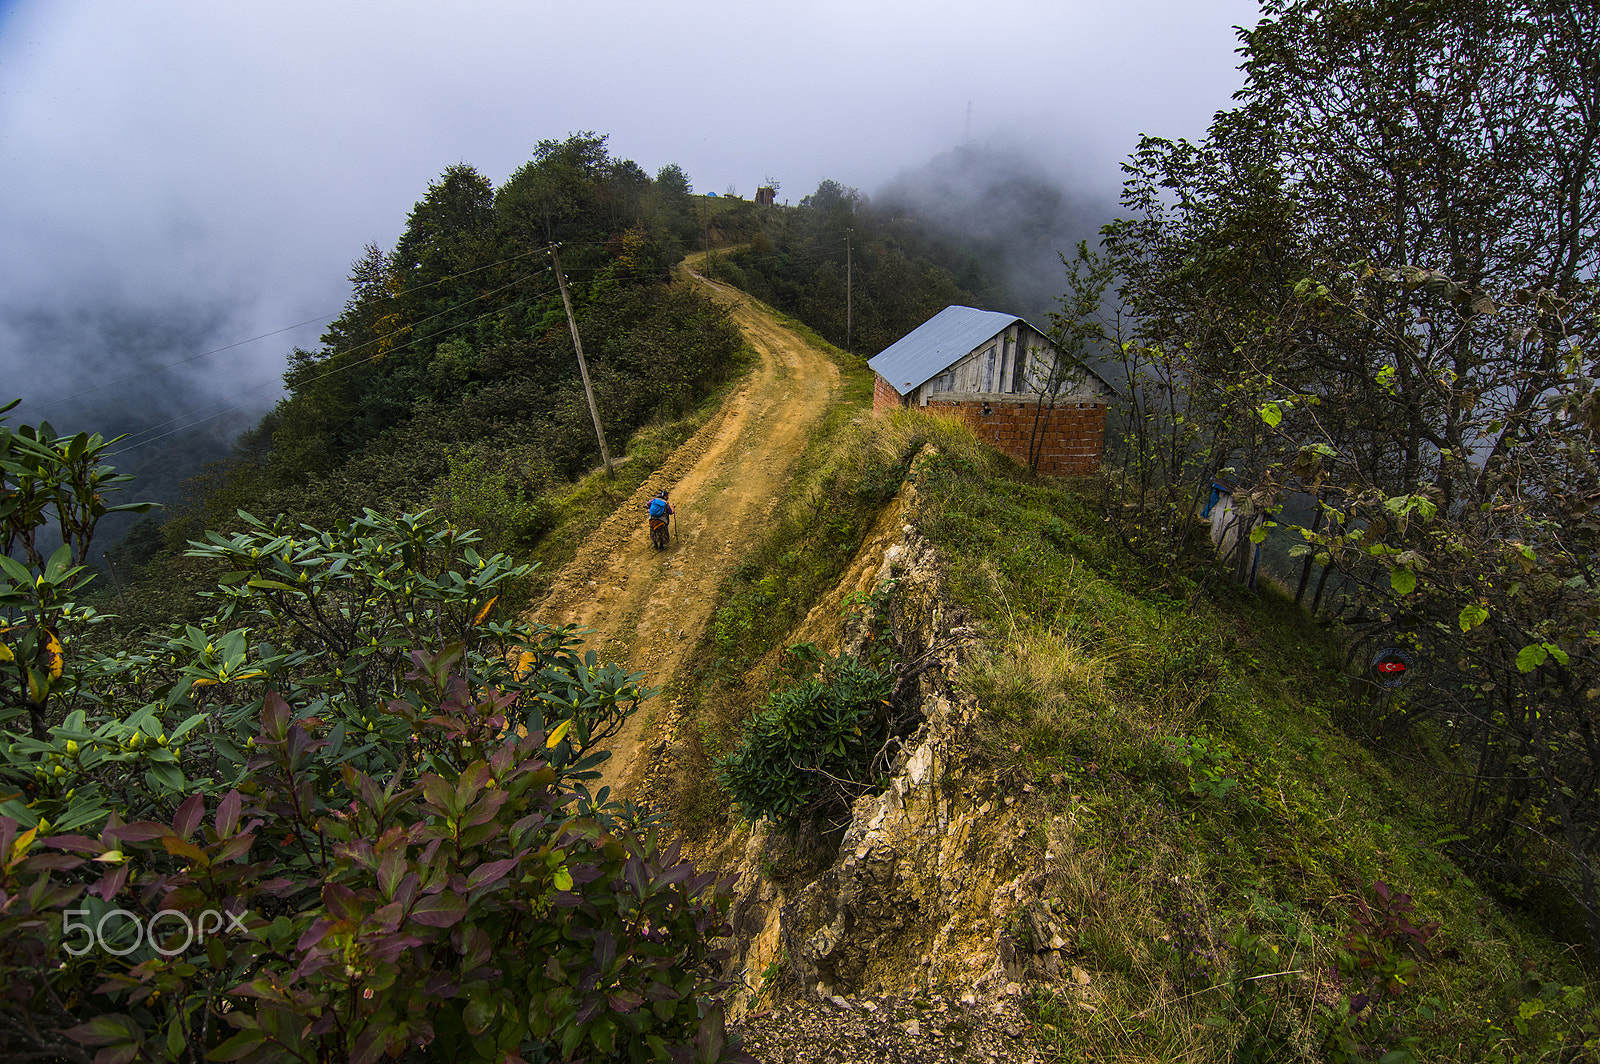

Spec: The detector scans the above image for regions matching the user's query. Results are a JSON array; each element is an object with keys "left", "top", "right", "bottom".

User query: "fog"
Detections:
[
  {"left": 0, "top": 0, "right": 1257, "bottom": 504},
  {"left": 878, "top": 136, "right": 1118, "bottom": 327}
]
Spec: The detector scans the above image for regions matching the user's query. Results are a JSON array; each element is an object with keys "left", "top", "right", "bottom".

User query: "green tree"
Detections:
[{"left": 1098, "top": 0, "right": 1600, "bottom": 957}]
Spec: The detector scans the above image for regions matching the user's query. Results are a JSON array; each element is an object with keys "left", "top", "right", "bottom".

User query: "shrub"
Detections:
[
  {"left": 1, "top": 413, "right": 751, "bottom": 1062},
  {"left": 714, "top": 653, "right": 892, "bottom": 827},
  {"left": 1, "top": 657, "right": 747, "bottom": 1063}
]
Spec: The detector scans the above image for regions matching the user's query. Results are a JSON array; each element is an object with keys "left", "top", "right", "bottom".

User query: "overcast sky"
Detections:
[{"left": 0, "top": 0, "right": 1259, "bottom": 438}]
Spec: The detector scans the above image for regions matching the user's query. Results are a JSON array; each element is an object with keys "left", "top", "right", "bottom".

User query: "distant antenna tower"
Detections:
[{"left": 963, "top": 101, "right": 973, "bottom": 145}]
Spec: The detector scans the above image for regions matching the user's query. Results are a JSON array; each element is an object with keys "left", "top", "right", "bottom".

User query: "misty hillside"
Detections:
[
  {"left": 69, "top": 134, "right": 1025, "bottom": 635},
  {"left": 876, "top": 142, "right": 1116, "bottom": 326},
  {"left": 695, "top": 144, "right": 1114, "bottom": 357}
]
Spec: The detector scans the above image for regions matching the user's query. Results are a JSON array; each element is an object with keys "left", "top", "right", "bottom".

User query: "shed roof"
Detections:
[{"left": 868, "top": 305, "right": 1023, "bottom": 395}]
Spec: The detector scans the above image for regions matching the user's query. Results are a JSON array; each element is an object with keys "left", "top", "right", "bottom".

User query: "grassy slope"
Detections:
[
  {"left": 908, "top": 431, "right": 1600, "bottom": 1061},
  {"left": 670, "top": 393, "right": 1600, "bottom": 1061}
]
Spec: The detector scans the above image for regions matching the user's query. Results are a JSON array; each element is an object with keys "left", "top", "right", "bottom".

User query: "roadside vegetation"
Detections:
[
  {"left": 914, "top": 423, "right": 1598, "bottom": 1062},
  {"left": 678, "top": 400, "right": 1599, "bottom": 1060},
  {"left": 0, "top": 417, "right": 749, "bottom": 1063}
]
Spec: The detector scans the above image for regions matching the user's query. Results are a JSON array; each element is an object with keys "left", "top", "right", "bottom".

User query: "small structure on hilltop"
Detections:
[
  {"left": 756, "top": 186, "right": 776, "bottom": 205},
  {"left": 868, "top": 305, "right": 1113, "bottom": 476}
]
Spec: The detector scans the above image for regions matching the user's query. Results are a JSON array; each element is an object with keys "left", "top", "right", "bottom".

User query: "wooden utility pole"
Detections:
[{"left": 550, "top": 244, "right": 614, "bottom": 477}]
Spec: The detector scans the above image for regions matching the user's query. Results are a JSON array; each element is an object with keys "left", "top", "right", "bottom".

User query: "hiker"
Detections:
[{"left": 647, "top": 489, "right": 674, "bottom": 549}]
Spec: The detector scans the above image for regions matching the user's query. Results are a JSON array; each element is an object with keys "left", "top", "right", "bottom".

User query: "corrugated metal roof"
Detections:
[{"left": 868, "top": 305, "right": 1023, "bottom": 395}]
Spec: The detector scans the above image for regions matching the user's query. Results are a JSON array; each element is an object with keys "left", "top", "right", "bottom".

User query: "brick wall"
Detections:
[
  {"left": 926, "top": 398, "right": 1106, "bottom": 476},
  {"left": 873, "top": 374, "right": 905, "bottom": 415}
]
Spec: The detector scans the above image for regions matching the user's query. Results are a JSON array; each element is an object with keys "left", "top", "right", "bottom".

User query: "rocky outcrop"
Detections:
[{"left": 715, "top": 452, "right": 1078, "bottom": 1016}]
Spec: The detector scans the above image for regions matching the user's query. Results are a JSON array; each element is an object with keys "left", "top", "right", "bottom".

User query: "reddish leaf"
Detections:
[
  {"left": 696, "top": 1006, "right": 727, "bottom": 1064},
  {"left": 378, "top": 847, "right": 405, "bottom": 899},
  {"left": 465, "top": 855, "right": 521, "bottom": 892},
  {"left": 296, "top": 916, "right": 338, "bottom": 952},
  {"left": 456, "top": 761, "right": 491, "bottom": 807},
  {"left": 64, "top": 1014, "right": 141, "bottom": 1046},
  {"left": 462, "top": 788, "right": 511, "bottom": 827},
  {"left": 411, "top": 890, "right": 467, "bottom": 927},
  {"left": 173, "top": 793, "right": 206, "bottom": 840},
  {"left": 95, "top": 865, "right": 130, "bottom": 902},
  {"left": 575, "top": 991, "right": 607, "bottom": 1025},
  {"left": 160, "top": 836, "right": 207, "bottom": 865},
  {"left": 261, "top": 691, "right": 291, "bottom": 742},
  {"left": 27, "top": 853, "right": 85, "bottom": 871},
  {"left": 212, "top": 834, "right": 255, "bottom": 864},
  {"left": 322, "top": 883, "right": 363, "bottom": 923},
  {"left": 653, "top": 864, "right": 694, "bottom": 888},
  {"left": 43, "top": 833, "right": 102, "bottom": 854},
  {"left": 421, "top": 775, "right": 454, "bottom": 813},
  {"left": 94, "top": 1046, "right": 139, "bottom": 1064},
  {"left": 107, "top": 821, "right": 170, "bottom": 843},
  {"left": 608, "top": 989, "right": 643, "bottom": 1012},
  {"left": 216, "top": 789, "right": 242, "bottom": 838}
]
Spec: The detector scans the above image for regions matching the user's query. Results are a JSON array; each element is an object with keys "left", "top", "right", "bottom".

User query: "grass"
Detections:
[
  {"left": 897, "top": 418, "right": 1600, "bottom": 1063},
  {"left": 664, "top": 396, "right": 1600, "bottom": 1060}
]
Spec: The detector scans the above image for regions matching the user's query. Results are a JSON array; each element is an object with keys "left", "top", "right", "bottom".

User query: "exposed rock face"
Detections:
[{"left": 716, "top": 453, "right": 1077, "bottom": 1016}]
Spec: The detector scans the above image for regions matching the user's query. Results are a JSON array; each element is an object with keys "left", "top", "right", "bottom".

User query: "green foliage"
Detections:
[
  {"left": 0, "top": 674, "right": 746, "bottom": 1063},
  {"left": 715, "top": 653, "right": 892, "bottom": 827},
  {"left": 905, "top": 403, "right": 1600, "bottom": 1060},
  {"left": 432, "top": 446, "right": 557, "bottom": 556},
  {"left": 704, "top": 412, "right": 923, "bottom": 675},
  {"left": 0, "top": 419, "right": 749, "bottom": 1062},
  {"left": 2, "top": 408, "right": 155, "bottom": 741},
  {"left": 1095, "top": 0, "right": 1600, "bottom": 969},
  {"left": 1162, "top": 733, "right": 1247, "bottom": 806}
]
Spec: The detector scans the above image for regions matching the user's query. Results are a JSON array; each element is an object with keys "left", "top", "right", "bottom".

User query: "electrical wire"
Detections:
[
  {"left": 112, "top": 273, "right": 560, "bottom": 455},
  {"left": 29, "top": 243, "right": 554, "bottom": 412},
  {"left": 51, "top": 239, "right": 709, "bottom": 455}
]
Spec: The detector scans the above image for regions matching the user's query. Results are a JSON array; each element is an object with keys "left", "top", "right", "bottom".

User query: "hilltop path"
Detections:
[{"left": 525, "top": 262, "right": 839, "bottom": 799}]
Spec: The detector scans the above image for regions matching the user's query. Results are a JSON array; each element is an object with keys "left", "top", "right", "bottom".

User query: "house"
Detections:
[
  {"left": 1202, "top": 478, "right": 1262, "bottom": 586},
  {"left": 868, "top": 305, "right": 1113, "bottom": 476}
]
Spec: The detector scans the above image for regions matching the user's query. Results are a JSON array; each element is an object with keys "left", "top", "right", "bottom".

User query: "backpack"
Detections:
[{"left": 648, "top": 497, "right": 669, "bottom": 519}]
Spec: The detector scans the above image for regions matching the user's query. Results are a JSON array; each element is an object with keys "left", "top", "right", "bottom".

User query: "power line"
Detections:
[
  {"left": 52, "top": 244, "right": 692, "bottom": 456},
  {"left": 35, "top": 314, "right": 334, "bottom": 411},
  {"left": 30, "top": 244, "right": 554, "bottom": 412},
  {"left": 112, "top": 274, "right": 559, "bottom": 455}
]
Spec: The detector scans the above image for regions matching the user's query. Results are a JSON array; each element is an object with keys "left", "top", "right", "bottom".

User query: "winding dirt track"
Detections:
[{"left": 524, "top": 265, "right": 839, "bottom": 798}]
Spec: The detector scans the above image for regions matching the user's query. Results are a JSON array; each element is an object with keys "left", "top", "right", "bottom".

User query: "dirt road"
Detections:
[{"left": 525, "top": 266, "right": 839, "bottom": 798}]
